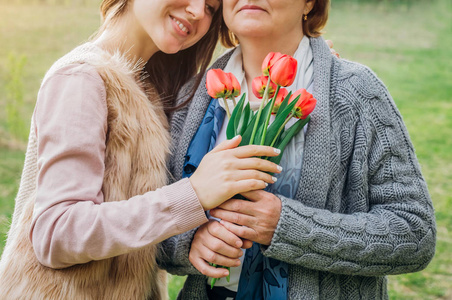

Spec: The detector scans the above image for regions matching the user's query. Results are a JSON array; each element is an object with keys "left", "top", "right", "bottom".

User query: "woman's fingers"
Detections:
[
  {"left": 202, "top": 246, "right": 241, "bottom": 268},
  {"left": 220, "top": 220, "right": 258, "bottom": 241},
  {"left": 207, "top": 220, "right": 245, "bottom": 251},
  {"left": 192, "top": 240, "right": 241, "bottom": 268},
  {"left": 326, "top": 39, "right": 334, "bottom": 48},
  {"left": 189, "top": 221, "right": 243, "bottom": 277},
  {"left": 236, "top": 157, "right": 282, "bottom": 174},
  {"left": 210, "top": 135, "right": 241, "bottom": 153},
  {"left": 229, "top": 179, "right": 268, "bottom": 195},
  {"left": 190, "top": 138, "right": 283, "bottom": 209},
  {"left": 232, "top": 144, "right": 281, "bottom": 159},
  {"left": 242, "top": 239, "right": 253, "bottom": 249},
  {"left": 216, "top": 199, "right": 255, "bottom": 216},
  {"left": 227, "top": 169, "right": 276, "bottom": 185},
  {"left": 189, "top": 254, "right": 230, "bottom": 278}
]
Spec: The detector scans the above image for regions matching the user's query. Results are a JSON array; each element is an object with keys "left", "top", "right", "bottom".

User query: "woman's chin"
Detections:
[
  {"left": 157, "top": 42, "right": 183, "bottom": 54},
  {"left": 229, "top": 23, "right": 273, "bottom": 39}
]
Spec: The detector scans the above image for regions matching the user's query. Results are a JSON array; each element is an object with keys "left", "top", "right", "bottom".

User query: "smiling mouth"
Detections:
[{"left": 171, "top": 17, "right": 189, "bottom": 34}]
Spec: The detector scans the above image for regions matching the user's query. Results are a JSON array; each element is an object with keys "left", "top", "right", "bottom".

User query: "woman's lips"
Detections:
[
  {"left": 239, "top": 4, "right": 266, "bottom": 12},
  {"left": 170, "top": 16, "right": 191, "bottom": 36}
]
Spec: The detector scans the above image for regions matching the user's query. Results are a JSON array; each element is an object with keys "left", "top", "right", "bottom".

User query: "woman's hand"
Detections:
[
  {"left": 210, "top": 190, "right": 282, "bottom": 245},
  {"left": 189, "top": 220, "right": 252, "bottom": 278},
  {"left": 190, "top": 135, "right": 282, "bottom": 210},
  {"left": 326, "top": 39, "right": 340, "bottom": 58}
]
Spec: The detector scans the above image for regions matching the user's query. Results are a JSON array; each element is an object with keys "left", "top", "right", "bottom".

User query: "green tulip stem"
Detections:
[
  {"left": 230, "top": 96, "right": 237, "bottom": 107},
  {"left": 260, "top": 85, "right": 281, "bottom": 145},
  {"left": 222, "top": 97, "right": 231, "bottom": 119},
  {"left": 250, "top": 77, "right": 272, "bottom": 144},
  {"left": 270, "top": 111, "right": 295, "bottom": 148}
]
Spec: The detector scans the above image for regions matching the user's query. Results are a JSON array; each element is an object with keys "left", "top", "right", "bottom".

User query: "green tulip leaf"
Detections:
[
  {"left": 245, "top": 102, "right": 253, "bottom": 127},
  {"left": 269, "top": 116, "right": 310, "bottom": 165},
  {"left": 233, "top": 94, "right": 247, "bottom": 133},
  {"left": 240, "top": 100, "right": 273, "bottom": 146},
  {"left": 227, "top": 94, "right": 246, "bottom": 139},
  {"left": 275, "top": 91, "right": 292, "bottom": 119},
  {"left": 237, "top": 102, "right": 251, "bottom": 136},
  {"left": 254, "top": 124, "right": 265, "bottom": 145},
  {"left": 264, "top": 95, "right": 300, "bottom": 146},
  {"left": 280, "top": 115, "right": 310, "bottom": 141}
]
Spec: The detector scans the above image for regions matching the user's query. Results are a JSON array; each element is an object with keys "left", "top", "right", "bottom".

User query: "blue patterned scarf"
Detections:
[{"left": 183, "top": 98, "right": 225, "bottom": 178}]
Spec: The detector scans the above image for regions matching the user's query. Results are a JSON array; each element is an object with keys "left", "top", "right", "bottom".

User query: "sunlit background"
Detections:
[{"left": 0, "top": 0, "right": 451, "bottom": 299}]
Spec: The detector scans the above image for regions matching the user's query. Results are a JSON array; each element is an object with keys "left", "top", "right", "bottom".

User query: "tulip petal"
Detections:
[
  {"left": 206, "top": 69, "right": 233, "bottom": 99},
  {"left": 269, "top": 56, "right": 298, "bottom": 87}
]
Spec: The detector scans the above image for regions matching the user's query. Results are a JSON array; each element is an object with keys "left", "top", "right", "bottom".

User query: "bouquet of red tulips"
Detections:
[
  {"left": 205, "top": 52, "right": 317, "bottom": 287},
  {"left": 206, "top": 52, "right": 316, "bottom": 165}
]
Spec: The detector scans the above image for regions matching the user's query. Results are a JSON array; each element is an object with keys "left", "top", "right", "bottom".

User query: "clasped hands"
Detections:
[{"left": 189, "top": 190, "right": 282, "bottom": 278}]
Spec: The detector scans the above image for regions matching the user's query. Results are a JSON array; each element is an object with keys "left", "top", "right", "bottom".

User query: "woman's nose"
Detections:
[{"left": 186, "top": 0, "right": 206, "bottom": 20}]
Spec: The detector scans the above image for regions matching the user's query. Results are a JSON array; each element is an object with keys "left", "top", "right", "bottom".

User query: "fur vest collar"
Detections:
[{"left": 0, "top": 43, "right": 170, "bottom": 299}]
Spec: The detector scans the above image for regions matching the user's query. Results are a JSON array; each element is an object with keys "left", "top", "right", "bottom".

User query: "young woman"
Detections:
[
  {"left": 162, "top": 0, "right": 436, "bottom": 299},
  {"left": 0, "top": 0, "right": 283, "bottom": 298}
]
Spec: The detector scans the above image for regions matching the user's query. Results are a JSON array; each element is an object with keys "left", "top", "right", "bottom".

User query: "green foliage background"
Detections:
[{"left": 0, "top": 0, "right": 451, "bottom": 299}]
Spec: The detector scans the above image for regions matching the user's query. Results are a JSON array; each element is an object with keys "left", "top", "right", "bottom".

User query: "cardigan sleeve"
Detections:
[
  {"left": 31, "top": 64, "right": 208, "bottom": 269},
  {"left": 158, "top": 77, "right": 204, "bottom": 275},
  {"left": 261, "top": 65, "right": 436, "bottom": 276}
]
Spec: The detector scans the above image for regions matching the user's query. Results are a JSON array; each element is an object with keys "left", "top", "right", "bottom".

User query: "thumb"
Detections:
[{"left": 210, "top": 135, "right": 242, "bottom": 153}]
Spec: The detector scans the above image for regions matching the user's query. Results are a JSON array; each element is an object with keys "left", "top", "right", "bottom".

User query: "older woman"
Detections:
[{"left": 162, "top": 0, "right": 436, "bottom": 299}]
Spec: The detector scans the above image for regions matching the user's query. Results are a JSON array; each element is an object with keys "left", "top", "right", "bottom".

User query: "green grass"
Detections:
[
  {"left": 324, "top": 1, "right": 452, "bottom": 299},
  {"left": 1, "top": 0, "right": 451, "bottom": 299}
]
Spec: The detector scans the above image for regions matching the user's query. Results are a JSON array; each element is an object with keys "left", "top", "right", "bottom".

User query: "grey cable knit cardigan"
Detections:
[{"left": 159, "top": 37, "right": 436, "bottom": 299}]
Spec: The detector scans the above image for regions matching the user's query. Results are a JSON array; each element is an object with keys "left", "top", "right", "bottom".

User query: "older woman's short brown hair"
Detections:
[{"left": 220, "top": 0, "right": 330, "bottom": 48}]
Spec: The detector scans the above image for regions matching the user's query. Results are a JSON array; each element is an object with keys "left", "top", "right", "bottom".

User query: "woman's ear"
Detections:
[{"left": 304, "top": 0, "right": 315, "bottom": 15}]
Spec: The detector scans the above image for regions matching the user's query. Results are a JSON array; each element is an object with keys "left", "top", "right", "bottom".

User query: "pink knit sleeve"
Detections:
[{"left": 31, "top": 64, "right": 207, "bottom": 269}]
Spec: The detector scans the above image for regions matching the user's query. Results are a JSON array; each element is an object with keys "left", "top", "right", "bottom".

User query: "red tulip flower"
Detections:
[
  {"left": 206, "top": 69, "right": 233, "bottom": 99},
  {"left": 228, "top": 73, "right": 241, "bottom": 98},
  {"left": 262, "top": 52, "right": 298, "bottom": 87},
  {"left": 290, "top": 88, "right": 317, "bottom": 119},
  {"left": 252, "top": 76, "right": 277, "bottom": 99},
  {"left": 271, "top": 88, "right": 289, "bottom": 114},
  {"left": 262, "top": 52, "right": 284, "bottom": 76}
]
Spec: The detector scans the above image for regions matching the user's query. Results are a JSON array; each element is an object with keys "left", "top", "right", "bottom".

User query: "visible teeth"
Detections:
[{"left": 172, "top": 17, "right": 188, "bottom": 33}]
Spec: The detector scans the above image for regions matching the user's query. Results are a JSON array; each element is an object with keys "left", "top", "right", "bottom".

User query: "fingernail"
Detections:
[
  {"left": 236, "top": 241, "right": 242, "bottom": 247},
  {"left": 264, "top": 182, "right": 268, "bottom": 187},
  {"left": 277, "top": 165, "right": 283, "bottom": 171},
  {"left": 272, "top": 176, "right": 277, "bottom": 182},
  {"left": 232, "top": 135, "right": 240, "bottom": 140},
  {"left": 274, "top": 148, "right": 281, "bottom": 154}
]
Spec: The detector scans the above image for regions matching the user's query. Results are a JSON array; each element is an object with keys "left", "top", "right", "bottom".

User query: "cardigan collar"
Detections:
[{"left": 295, "top": 37, "right": 334, "bottom": 209}]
